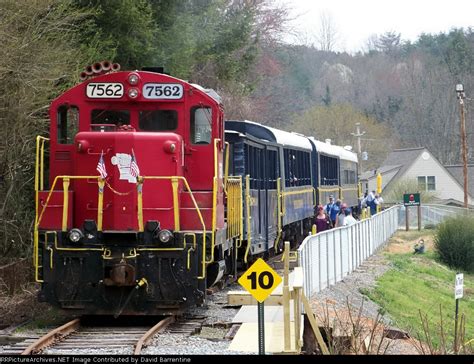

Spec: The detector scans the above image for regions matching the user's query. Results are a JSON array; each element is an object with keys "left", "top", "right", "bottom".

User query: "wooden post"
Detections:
[
  {"left": 405, "top": 206, "right": 409, "bottom": 231},
  {"left": 283, "top": 241, "right": 291, "bottom": 352},
  {"left": 417, "top": 204, "right": 421, "bottom": 231}
]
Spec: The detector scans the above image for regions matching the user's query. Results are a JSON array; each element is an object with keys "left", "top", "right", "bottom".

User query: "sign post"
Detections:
[
  {"left": 238, "top": 258, "right": 282, "bottom": 355},
  {"left": 403, "top": 193, "right": 421, "bottom": 231},
  {"left": 454, "top": 273, "right": 464, "bottom": 353}
]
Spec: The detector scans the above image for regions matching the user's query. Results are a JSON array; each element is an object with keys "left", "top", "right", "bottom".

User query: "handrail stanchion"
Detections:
[
  {"left": 97, "top": 178, "right": 105, "bottom": 232},
  {"left": 171, "top": 177, "right": 180, "bottom": 232},
  {"left": 61, "top": 177, "right": 70, "bottom": 232},
  {"left": 137, "top": 177, "right": 144, "bottom": 232}
]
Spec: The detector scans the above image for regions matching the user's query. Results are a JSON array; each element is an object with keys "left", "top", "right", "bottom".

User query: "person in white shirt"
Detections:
[
  {"left": 375, "top": 194, "right": 384, "bottom": 210},
  {"left": 343, "top": 208, "right": 357, "bottom": 226}
]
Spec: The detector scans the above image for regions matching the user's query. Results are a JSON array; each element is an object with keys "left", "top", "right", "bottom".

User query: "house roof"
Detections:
[
  {"left": 360, "top": 164, "right": 402, "bottom": 181},
  {"left": 378, "top": 147, "right": 426, "bottom": 191},
  {"left": 444, "top": 164, "right": 474, "bottom": 198}
]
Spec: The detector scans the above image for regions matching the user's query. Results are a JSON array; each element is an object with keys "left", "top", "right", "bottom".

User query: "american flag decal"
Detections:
[
  {"left": 130, "top": 149, "right": 140, "bottom": 178},
  {"left": 96, "top": 151, "right": 107, "bottom": 179}
]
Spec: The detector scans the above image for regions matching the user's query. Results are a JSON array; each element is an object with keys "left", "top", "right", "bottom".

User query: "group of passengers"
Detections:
[
  {"left": 314, "top": 195, "right": 357, "bottom": 233},
  {"left": 360, "top": 190, "right": 384, "bottom": 216}
]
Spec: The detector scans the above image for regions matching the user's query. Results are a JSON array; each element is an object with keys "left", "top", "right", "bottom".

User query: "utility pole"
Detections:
[
  {"left": 456, "top": 84, "right": 468, "bottom": 208},
  {"left": 351, "top": 123, "right": 366, "bottom": 171}
]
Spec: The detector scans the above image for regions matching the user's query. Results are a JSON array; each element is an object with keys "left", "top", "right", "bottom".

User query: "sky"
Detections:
[{"left": 282, "top": 0, "right": 474, "bottom": 52}]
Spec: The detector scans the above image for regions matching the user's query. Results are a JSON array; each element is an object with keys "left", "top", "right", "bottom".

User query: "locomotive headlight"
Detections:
[
  {"left": 128, "top": 88, "right": 139, "bottom": 99},
  {"left": 68, "top": 228, "right": 84, "bottom": 243},
  {"left": 128, "top": 73, "right": 140, "bottom": 85},
  {"left": 158, "top": 229, "right": 173, "bottom": 243}
]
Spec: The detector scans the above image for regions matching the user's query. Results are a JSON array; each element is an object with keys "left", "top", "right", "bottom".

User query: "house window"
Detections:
[
  {"left": 418, "top": 176, "right": 436, "bottom": 191},
  {"left": 427, "top": 176, "right": 436, "bottom": 191}
]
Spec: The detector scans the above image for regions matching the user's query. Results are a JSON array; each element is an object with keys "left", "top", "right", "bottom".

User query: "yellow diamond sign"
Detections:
[{"left": 238, "top": 258, "right": 282, "bottom": 303}]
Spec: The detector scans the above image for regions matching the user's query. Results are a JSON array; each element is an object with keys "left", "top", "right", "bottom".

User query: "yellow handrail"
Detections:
[
  {"left": 36, "top": 175, "right": 100, "bottom": 230},
  {"left": 275, "top": 177, "right": 283, "bottom": 251},
  {"left": 318, "top": 186, "right": 341, "bottom": 203},
  {"left": 244, "top": 174, "right": 251, "bottom": 263},
  {"left": 35, "top": 136, "right": 49, "bottom": 227},
  {"left": 224, "top": 142, "right": 230, "bottom": 191},
  {"left": 35, "top": 171, "right": 209, "bottom": 280},
  {"left": 208, "top": 176, "right": 217, "bottom": 264},
  {"left": 171, "top": 177, "right": 181, "bottom": 231},
  {"left": 137, "top": 177, "right": 144, "bottom": 232},
  {"left": 97, "top": 179, "right": 105, "bottom": 231},
  {"left": 280, "top": 187, "right": 315, "bottom": 216},
  {"left": 142, "top": 176, "right": 207, "bottom": 279},
  {"left": 61, "top": 178, "right": 70, "bottom": 232},
  {"left": 281, "top": 187, "right": 315, "bottom": 197},
  {"left": 225, "top": 176, "right": 242, "bottom": 241}
]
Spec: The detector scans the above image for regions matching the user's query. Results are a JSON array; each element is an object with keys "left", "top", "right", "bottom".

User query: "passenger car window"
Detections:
[
  {"left": 139, "top": 110, "right": 177, "bottom": 131},
  {"left": 191, "top": 107, "right": 212, "bottom": 144},
  {"left": 57, "top": 105, "right": 79, "bottom": 144}
]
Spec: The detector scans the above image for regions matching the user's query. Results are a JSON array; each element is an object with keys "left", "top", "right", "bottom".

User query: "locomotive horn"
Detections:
[
  {"left": 79, "top": 71, "right": 88, "bottom": 81},
  {"left": 101, "top": 60, "right": 111, "bottom": 71},
  {"left": 85, "top": 65, "right": 94, "bottom": 76},
  {"left": 111, "top": 63, "right": 121, "bottom": 72},
  {"left": 92, "top": 62, "right": 103, "bottom": 74}
]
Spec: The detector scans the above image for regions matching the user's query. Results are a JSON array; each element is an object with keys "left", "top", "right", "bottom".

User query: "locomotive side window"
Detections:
[
  {"left": 91, "top": 110, "right": 130, "bottom": 131},
  {"left": 191, "top": 107, "right": 212, "bottom": 145},
  {"left": 57, "top": 105, "right": 79, "bottom": 144},
  {"left": 139, "top": 110, "right": 177, "bottom": 131}
]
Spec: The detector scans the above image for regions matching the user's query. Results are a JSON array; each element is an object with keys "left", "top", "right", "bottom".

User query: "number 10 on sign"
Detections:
[{"left": 238, "top": 258, "right": 282, "bottom": 303}]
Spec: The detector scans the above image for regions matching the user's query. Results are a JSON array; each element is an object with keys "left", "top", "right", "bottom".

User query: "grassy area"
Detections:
[{"left": 364, "top": 230, "right": 474, "bottom": 351}]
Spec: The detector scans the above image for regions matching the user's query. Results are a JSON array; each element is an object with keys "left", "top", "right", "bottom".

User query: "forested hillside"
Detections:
[
  {"left": 0, "top": 0, "right": 473, "bottom": 256},
  {"left": 246, "top": 30, "right": 474, "bottom": 169}
]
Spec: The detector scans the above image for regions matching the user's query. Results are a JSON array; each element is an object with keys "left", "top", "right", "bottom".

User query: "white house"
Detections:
[{"left": 360, "top": 147, "right": 473, "bottom": 206}]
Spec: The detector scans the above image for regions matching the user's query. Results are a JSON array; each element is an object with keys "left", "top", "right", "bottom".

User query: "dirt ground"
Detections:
[{"left": 385, "top": 233, "right": 435, "bottom": 254}]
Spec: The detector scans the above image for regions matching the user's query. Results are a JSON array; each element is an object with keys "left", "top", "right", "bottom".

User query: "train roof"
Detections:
[
  {"left": 51, "top": 70, "right": 222, "bottom": 108},
  {"left": 309, "top": 137, "right": 358, "bottom": 163},
  {"left": 225, "top": 120, "right": 313, "bottom": 151}
]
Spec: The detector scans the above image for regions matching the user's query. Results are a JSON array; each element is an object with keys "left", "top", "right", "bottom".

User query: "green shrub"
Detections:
[{"left": 434, "top": 217, "right": 474, "bottom": 273}]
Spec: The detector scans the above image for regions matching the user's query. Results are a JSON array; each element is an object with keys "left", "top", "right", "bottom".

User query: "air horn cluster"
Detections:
[{"left": 79, "top": 61, "right": 121, "bottom": 81}]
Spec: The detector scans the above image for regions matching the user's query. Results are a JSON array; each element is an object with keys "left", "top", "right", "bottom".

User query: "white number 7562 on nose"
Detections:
[{"left": 86, "top": 83, "right": 124, "bottom": 98}]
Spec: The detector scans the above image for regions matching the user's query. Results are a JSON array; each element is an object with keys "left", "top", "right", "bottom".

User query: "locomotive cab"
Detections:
[{"left": 34, "top": 66, "right": 227, "bottom": 315}]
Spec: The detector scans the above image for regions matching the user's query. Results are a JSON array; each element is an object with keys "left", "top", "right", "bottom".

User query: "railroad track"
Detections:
[{"left": 1, "top": 316, "right": 180, "bottom": 355}]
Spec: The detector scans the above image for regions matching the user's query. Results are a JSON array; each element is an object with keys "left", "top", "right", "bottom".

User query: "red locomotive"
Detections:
[{"left": 35, "top": 62, "right": 230, "bottom": 316}]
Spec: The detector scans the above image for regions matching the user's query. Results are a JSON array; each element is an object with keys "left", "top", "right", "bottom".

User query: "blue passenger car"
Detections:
[{"left": 225, "top": 120, "right": 314, "bottom": 256}]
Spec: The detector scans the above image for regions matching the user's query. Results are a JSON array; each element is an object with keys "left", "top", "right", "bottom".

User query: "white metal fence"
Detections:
[
  {"left": 398, "top": 203, "right": 473, "bottom": 229},
  {"left": 297, "top": 206, "right": 400, "bottom": 298}
]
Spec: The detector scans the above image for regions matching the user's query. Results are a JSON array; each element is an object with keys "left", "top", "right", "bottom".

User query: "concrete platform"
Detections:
[
  {"left": 232, "top": 304, "right": 295, "bottom": 323},
  {"left": 228, "top": 322, "right": 300, "bottom": 354}
]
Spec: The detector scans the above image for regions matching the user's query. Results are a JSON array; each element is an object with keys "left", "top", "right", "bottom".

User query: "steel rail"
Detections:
[
  {"left": 22, "top": 318, "right": 81, "bottom": 355},
  {"left": 134, "top": 316, "right": 175, "bottom": 355}
]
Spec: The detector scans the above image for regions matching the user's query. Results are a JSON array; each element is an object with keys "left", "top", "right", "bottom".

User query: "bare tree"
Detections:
[{"left": 315, "top": 11, "right": 340, "bottom": 52}]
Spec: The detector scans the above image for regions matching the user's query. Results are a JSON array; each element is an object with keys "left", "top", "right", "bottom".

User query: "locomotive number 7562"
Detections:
[
  {"left": 143, "top": 83, "right": 183, "bottom": 100},
  {"left": 86, "top": 83, "right": 124, "bottom": 98}
]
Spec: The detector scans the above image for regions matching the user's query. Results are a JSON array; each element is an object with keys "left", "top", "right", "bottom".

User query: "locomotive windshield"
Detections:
[
  {"left": 91, "top": 109, "right": 130, "bottom": 131},
  {"left": 139, "top": 110, "right": 177, "bottom": 131}
]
